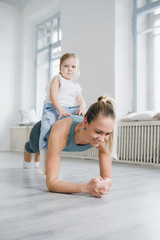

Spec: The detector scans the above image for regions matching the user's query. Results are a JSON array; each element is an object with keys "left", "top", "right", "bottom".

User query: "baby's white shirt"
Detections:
[{"left": 44, "top": 74, "right": 82, "bottom": 107}]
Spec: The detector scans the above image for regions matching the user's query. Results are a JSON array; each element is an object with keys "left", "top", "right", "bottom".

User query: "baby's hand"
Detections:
[
  {"left": 76, "top": 106, "right": 86, "bottom": 116},
  {"left": 58, "top": 108, "right": 72, "bottom": 119}
]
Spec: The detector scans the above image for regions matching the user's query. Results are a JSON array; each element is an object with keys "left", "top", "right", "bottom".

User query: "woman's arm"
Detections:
[
  {"left": 97, "top": 143, "right": 112, "bottom": 190},
  {"left": 46, "top": 119, "right": 107, "bottom": 197}
]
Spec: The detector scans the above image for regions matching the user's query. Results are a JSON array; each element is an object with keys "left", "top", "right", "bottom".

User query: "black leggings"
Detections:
[{"left": 25, "top": 121, "right": 41, "bottom": 153}]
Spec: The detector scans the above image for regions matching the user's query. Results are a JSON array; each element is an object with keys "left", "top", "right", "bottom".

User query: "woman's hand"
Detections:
[
  {"left": 85, "top": 176, "right": 110, "bottom": 198},
  {"left": 97, "top": 177, "right": 112, "bottom": 191}
]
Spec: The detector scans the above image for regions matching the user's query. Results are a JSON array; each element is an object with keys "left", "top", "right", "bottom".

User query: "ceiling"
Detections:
[{"left": 0, "top": 0, "right": 32, "bottom": 10}]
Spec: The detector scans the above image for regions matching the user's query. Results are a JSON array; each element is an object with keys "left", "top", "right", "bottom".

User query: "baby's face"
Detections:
[{"left": 60, "top": 57, "right": 78, "bottom": 80}]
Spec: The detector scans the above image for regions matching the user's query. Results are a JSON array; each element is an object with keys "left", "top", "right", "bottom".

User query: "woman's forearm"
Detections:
[
  {"left": 46, "top": 177, "right": 109, "bottom": 198},
  {"left": 46, "top": 178, "right": 87, "bottom": 194}
]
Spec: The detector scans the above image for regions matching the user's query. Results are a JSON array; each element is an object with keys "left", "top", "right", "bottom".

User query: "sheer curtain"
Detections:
[{"left": 134, "top": 0, "right": 160, "bottom": 112}]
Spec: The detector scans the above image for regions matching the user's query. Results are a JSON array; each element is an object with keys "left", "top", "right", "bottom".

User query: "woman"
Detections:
[{"left": 24, "top": 96, "right": 116, "bottom": 198}]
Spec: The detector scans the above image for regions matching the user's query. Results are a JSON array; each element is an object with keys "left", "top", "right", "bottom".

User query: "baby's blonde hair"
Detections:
[
  {"left": 85, "top": 96, "right": 116, "bottom": 153},
  {"left": 59, "top": 53, "right": 80, "bottom": 78}
]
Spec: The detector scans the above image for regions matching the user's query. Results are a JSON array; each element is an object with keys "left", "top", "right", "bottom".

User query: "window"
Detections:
[
  {"left": 35, "top": 13, "right": 61, "bottom": 119},
  {"left": 133, "top": 0, "right": 160, "bottom": 111}
]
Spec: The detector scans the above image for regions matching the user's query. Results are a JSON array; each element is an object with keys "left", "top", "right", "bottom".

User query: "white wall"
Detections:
[
  {"left": 61, "top": 0, "right": 115, "bottom": 106},
  {"left": 115, "top": 0, "right": 133, "bottom": 118},
  {"left": 0, "top": 0, "right": 134, "bottom": 150},
  {"left": 61, "top": 0, "right": 134, "bottom": 116},
  {"left": 0, "top": 0, "right": 60, "bottom": 150},
  {"left": 0, "top": 3, "right": 20, "bottom": 150},
  {"left": 20, "top": 0, "right": 60, "bottom": 110}
]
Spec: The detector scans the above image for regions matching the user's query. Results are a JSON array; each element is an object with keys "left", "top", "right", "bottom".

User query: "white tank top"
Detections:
[{"left": 45, "top": 74, "right": 82, "bottom": 107}]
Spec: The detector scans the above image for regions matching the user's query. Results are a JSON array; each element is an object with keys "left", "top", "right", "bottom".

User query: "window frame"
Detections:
[
  {"left": 133, "top": 0, "right": 160, "bottom": 111},
  {"left": 35, "top": 12, "right": 61, "bottom": 115}
]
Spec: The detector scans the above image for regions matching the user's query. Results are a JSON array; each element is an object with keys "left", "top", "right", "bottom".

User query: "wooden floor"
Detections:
[{"left": 0, "top": 152, "right": 160, "bottom": 240}]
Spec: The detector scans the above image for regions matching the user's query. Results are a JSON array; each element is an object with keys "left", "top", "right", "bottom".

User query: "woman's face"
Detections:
[{"left": 85, "top": 114, "right": 115, "bottom": 148}]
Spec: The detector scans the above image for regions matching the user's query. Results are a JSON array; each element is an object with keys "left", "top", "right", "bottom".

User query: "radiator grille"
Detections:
[
  {"left": 61, "top": 148, "right": 99, "bottom": 160},
  {"left": 117, "top": 121, "right": 160, "bottom": 164}
]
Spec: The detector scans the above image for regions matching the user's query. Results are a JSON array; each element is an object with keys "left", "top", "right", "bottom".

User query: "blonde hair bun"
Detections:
[
  {"left": 98, "top": 96, "right": 116, "bottom": 110},
  {"left": 98, "top": 96, "right": 109, "bottom": 103}
]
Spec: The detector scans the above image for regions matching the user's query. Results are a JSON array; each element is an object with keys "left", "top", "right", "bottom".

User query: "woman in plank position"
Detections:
[{"left": 24, "top": 96, "right": 116, "bottom": 198}]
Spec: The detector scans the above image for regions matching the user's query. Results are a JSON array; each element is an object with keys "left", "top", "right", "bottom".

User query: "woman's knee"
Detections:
[{"left": 27, "top": 121, "right": 41, "bottom": 153}]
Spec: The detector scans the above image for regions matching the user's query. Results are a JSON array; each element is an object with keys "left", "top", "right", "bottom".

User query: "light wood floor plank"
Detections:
[{"left": 0, "top": 152, "right": 160, "bottom": 240}]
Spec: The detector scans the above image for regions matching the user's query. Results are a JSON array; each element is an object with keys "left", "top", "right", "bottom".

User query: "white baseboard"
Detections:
[{"left": 0, "top": 149, "right": 12, "bottom": 152}]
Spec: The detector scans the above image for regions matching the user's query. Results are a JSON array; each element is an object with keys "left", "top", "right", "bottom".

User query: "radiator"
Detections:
[
  {"left": 61, "top": 148, "right": 99, "bottom": 160},
  {"left": 116, "top": 121, "right": 160, "bottom": 165}
]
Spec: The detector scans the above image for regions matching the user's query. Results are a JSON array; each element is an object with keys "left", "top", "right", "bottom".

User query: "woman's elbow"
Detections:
[{"left": 46, "top": 177, "right": 58, "bottom": 192}]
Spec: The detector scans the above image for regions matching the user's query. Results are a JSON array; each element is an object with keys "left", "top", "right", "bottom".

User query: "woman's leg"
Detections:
[
  {"left": 24, "top": 147, "right": 32, "bottom": 162},
  {"left": 24, "top": 147, "right": 32, "bottom": 169},
  {"left": 24, "top": 121, "right": 41, "bottom": 168},
  {"left": 34, "top": 153, "right": 40, "bottom": 168}
]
